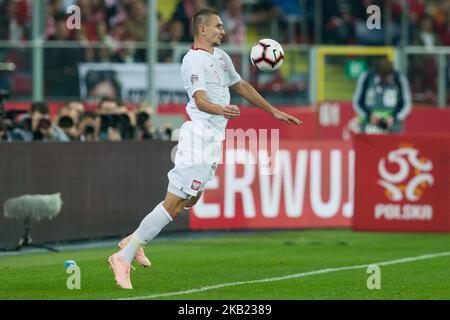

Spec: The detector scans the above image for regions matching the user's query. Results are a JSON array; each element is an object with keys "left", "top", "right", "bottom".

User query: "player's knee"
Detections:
[{"left": 184, "top": 198, "right": 199, "bottom": 209}]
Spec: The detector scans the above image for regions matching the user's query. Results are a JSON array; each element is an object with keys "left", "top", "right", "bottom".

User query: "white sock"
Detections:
[
  {"left": 119, "top": 202, "right": 173, "bottom": 263},
  {"left": 119, "top": 234, "right": 144, "bottom": 263}
]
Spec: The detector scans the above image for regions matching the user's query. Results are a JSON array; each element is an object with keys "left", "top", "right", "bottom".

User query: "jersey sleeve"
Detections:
[
  {"left": 222, "top": 51, "right": 241, "bottom": 86},
  {"left": 182, "top": 55, "right": 207, "bottom": 97}
]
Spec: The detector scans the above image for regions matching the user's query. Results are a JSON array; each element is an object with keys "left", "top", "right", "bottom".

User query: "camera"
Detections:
[
  {"left": 84, "top": 124, "right": 96, "bottom": 135},
  {"left": 376, "top": 118, "right": 388, "bottom": 130},
  {"left": 100, "top": 114, "right": 123, "bottom": 130},
  {"left": 37, "top": 118, "right": 52, "bottom": 130},
  {"left": 136, "top": 111, "right": 150, "bottom": 128},
  {"left": 58, "top": 116, "right": 74, "bottom": 129},
  {"left": 164, "top": 126, "right": 173, "bottom": 137},
  {"left": 100, "top": 113, "right": 134, "bottom": 139}
]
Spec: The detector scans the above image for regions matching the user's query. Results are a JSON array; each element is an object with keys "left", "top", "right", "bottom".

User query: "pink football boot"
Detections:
[{"left": 108, "top": 252, "right": 135, "bottom": 289}]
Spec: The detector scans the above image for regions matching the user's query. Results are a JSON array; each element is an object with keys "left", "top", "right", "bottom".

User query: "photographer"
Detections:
[
  {"left": 78, "top": 111, "right": 101, "bottom": 142},
  {"left": 352, "top": 57, "right": 412, "bottom": 134},
  {"left": 158, "top": 122, "right": 175, "bottom": 141},
  {"left": 135, "top": 109, "right": 155, "bottom": 140},
  {"left": 57, "top": 104, "right": 81, "bottom": 141},
  {"left": 0, "top": 90, "right": 11, "bottom": 142},
  {"left": 0, "top": 121, "right": 12, "bottom": 142},
  {"left": 12, "top": 101, "right": 69, "bottom": 142},
  {"left": 98, "top": 98, "right": 135, "bottom": 141},
  {"left": 133, "top": 102, "right": 156, "bottom": 140}
]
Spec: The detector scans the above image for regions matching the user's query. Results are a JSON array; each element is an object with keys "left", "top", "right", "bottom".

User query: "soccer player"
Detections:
[{"left": 108, "top": 8, "right": 302, "bottom": 289}]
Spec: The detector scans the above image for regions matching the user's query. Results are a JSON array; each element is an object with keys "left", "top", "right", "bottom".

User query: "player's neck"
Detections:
[{"left": 192, "top": 41, "right": 214, "bottom": 54}]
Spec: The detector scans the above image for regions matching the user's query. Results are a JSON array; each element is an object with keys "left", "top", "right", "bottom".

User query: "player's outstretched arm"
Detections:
[
  {"left": 193, "top": 90, "right": 240, "bottom": 119},
  {"left": 230, "top": 79, "right": 302, "bottom": 125}
]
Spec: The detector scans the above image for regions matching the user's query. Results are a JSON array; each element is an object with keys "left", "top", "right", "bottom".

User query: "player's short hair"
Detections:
[{"left": 192, "top": 8, "right": 219, "bottom": 36}]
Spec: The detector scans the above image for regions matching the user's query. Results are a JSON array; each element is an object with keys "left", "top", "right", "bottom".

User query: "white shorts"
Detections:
[{"left": 167, "top": 121, "right": 222, "bottom": 199}]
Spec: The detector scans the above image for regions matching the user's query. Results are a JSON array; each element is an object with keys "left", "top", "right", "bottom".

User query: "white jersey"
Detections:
[{"left": 181, "top": 46, "right": 241, "bottom": 140}]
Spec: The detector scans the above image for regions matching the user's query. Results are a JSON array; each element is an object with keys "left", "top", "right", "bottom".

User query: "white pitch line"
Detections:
[{"left": 116, "top": 251, "right": 450, "bottom": 300}]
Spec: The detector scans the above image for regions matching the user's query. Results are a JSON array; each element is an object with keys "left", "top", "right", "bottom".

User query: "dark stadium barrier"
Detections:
[{"left": 0, "top": 141, "right": 188, "bottom": 247}]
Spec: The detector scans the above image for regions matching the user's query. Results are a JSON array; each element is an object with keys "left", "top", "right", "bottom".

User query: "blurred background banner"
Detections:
[
  {"left": 78, "top": 62, "right": 185, "bottom": 103},
  {"left": 353, "top": 133, "right": 450, "bottom": 232},
  {"left": 191, "top": 140, "right": 354, "bottom": 230}
]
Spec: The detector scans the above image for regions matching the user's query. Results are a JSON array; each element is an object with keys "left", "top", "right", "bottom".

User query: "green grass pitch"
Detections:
[{"left": 0, "top": 229, "right": 449, "bottom": 300}]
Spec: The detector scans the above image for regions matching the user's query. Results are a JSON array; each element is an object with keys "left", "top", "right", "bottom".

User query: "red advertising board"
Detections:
[
  {"left": 190, "top": 140, "right": 353, "bottom": 230},
  {"left": 353, "top": 134, "right": 450, "bottom": 232},
  {"left": 159, "top": 104, "right": 318, "bottom": 140}
]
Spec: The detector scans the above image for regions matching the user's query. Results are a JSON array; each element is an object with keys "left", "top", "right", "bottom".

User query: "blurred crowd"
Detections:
[
  {"left": 1, "top": 0, "right": 450, "bottom": 47},
  {"left": 0, "top": 99, "right": 175, "bottom": 142},
  {"left": 1, "top": 0, "right": 450, "bottom": 104}
]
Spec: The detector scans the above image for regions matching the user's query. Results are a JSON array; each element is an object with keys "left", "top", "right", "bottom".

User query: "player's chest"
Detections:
[{"left": 204, "top": 57, "right": 228, "bottom": 86}]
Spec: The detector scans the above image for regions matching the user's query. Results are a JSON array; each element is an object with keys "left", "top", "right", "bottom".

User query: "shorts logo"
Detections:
[
  {"left": 191, "top": 180, "right": 201, "bottom": 191},
  {"left": 190, "top": 74, "right": 199, "bottom": 85}
]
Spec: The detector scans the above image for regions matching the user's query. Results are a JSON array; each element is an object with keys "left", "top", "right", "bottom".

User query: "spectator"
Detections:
[
  {"left": 0, "top": 0, "right": 31, "bottom": 41},
  {"left": 77, "top": 0, "right": 107, "bottom": 41},
  {"left": 438, "top": 11, "right": 450, "bottom": 46},
  {"left": 412, "top": 15, "right": 441, "bottom": 47},
  {"left": 92, "top": 19, "right": 116, "bottom": 62},
  {"left": 409, "top": 15, "right": 440, "bottom": 102},
  {"left": 172, "top": 0, "right": 208, "bottom": 42},
  {"left": 352, "top": 57, "right": 412, "bottom": 134},
  {"left": 271, "top": 0, "right": 313, "bottom": 43},
  {"left": 159, "top": 19, "right": 186, "bottom": 62},
  {"left": 220, "top": 0, "right": 245, "bottom": 45},
  {"left": 56, "top": 104, "right": 82, "bottom": 140},
  {"left": 124, "top": 0, "right": 147, "bottom": 42},
  {"left": 323, "top": 0, "right": 361, "bottom": 44},
  {"left": 246, "top": 0, "right": 282, "bottom": 40},
  {"left": 12, "top": 101, "right": 69, "bottom": 141},
  {"left": 166, "top": 19, "right": 186, "bottom": 43},
  {"left": 45, "top": 12, "right": 85, "bottom": 98},
  {"left": 134, "top": 103, "right": 156, "bottom": 140},
  {"left": 246, "top": 0, "right": 281, "bottom": 25},
  {"left": 408, "top": 0, "right": 426, "bottom": 27}
]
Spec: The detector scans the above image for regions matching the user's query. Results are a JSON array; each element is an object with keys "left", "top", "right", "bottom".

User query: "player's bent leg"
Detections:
[
  {"left": 109, "top": 197, "right": 175, "bottom": 289},
  {"left": 163, "top": 190, "right": 193, "bottom": 219}
]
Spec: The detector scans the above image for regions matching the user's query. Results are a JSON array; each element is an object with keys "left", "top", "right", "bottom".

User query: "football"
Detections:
[{"left": 250, "top": 39, "right": 285, "bottom": 72}]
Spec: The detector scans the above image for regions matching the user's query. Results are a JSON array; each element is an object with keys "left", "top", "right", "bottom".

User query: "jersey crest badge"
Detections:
[
  {"left": 190, "top": 74, "right": 199, "bottom": 85},
  {"left": 219, "top": 58, "right": 228, "bottom": 71},
  {"left": 191, "top": 180, "right": 201, "bottom": 191}
]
